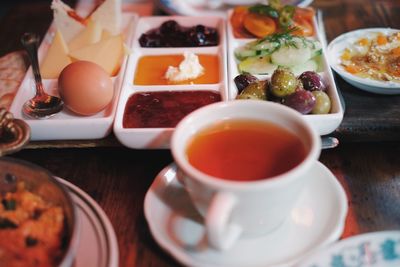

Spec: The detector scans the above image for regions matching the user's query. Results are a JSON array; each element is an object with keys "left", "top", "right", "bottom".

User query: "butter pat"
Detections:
[{"left": 165, "top": 52, "right": 204, "bottom": 82}]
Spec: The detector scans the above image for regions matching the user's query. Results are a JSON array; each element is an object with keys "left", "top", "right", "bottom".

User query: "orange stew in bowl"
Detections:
[{"left": 0, "top": 182, "right": 65, "bottom": 267}]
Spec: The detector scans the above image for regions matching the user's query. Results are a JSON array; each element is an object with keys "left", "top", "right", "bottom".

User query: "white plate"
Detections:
[
  {"left": 226, "top": 10, "right": 344, "bottom": 135},
  {"left": 144, "top": 161, "right": 348, "bottom": 267},
  {"left": 57, "top": 177, "right": 119, "bottom": 267},
  {"left": 156, "top": 0, "right": 314, "bottom": 17},
  {"left": 113, "top": 16, "right": 228, "bottom": 149},
  {"left": 9, "top": 13, "right": 138, "bottom": 141},
  {"left": 298, "top": 231, "right": 400, "bottom": 267},
  {"left": 327, "top": 28, "right": 400, "bottom": 95}
]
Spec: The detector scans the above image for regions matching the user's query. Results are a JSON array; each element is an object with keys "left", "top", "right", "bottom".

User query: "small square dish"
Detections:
[
  {"left": 10, "top": 13, "right": 138, "bottom": 141},
  {"left": 327, "top": 28, "right": 400, "bottom": 95},
  {"left": 226, "top": 6, "right": 344, "bottom": 135},
  {"left": 114, "top": 16, "right": 227, "bottom": 149}
]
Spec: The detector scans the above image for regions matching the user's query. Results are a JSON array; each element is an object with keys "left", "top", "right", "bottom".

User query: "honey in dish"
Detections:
[
  {"left": 186, "top": 119, "right": 307, "bottom": 181},
  {"left": 134, "top": 54, "right": 219, "bottom": 85}
]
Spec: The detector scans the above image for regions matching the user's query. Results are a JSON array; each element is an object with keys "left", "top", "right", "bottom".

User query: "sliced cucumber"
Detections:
[
  {"left": 238, "top": 56, "right": 277, "bottom": 75},
  {"left": 250, "top": 41, "right": 280, "bottom": 53},
  {"left": 271, "top": 45, "right": 312, "bottom": 66},
  {"left": 235, "top": 46, "right": 257, "bottom": 60},
  {"left": 290, "top": 59, "right": 318, "bottom": 76},
  {"left": 310, "top": 40, "right": 322, "bottom": 58}
]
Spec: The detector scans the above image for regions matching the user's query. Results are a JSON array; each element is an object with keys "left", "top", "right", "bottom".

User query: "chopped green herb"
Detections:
[
  {"left": 268, "top": 0, "right": 282, "bottom": 10},
  {"left": 254, "top": 29, "right": 316, "bottom": 52},
  {"left": 279, "top": 5, "right": 295, "bottom": 29},
  {"left": 25, "top": 236, "right": 38, "bottom": 247},
  {"left": 2, "top": 199, "right": 16, "bottom": 211},
  {"left": 0, "top": 217, "right": 17, "bottom": 229}
]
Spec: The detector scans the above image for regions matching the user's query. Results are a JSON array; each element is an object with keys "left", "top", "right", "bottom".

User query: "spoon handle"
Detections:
[{"left": 21, "top": 33, "right": 45, "bottom": 97}]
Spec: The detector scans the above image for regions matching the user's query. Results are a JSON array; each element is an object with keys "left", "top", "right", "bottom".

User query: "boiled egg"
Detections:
[{"left": 58, "top": 61, "right": 113, "bottom": 116}]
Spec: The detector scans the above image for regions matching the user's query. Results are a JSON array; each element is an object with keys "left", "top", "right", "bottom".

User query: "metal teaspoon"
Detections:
[{"left": 21, "top": 32, "right": 63, "bottom": 119}]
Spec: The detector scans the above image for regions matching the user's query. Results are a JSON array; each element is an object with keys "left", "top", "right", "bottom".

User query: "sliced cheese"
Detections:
[
  {"left": 40, "top": 30, "right": 72, "bottom": 79},
  {"left": 101, "top": 30, "right": 112, "bottom": 41},
  {"left": 69, "top": 34, "right": 124, "bottom": 76},
  {"left": 90, "top": 0, "right": 122, "bottom": 35},
  {"left": 51, "top": 0, "right": 85, "bottom": 43},
  {"left": 68, "top": 19, "right": 102, "bottom": 51}
]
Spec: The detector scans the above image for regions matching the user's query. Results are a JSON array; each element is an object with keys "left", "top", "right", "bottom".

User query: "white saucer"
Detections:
[
  {"left": 298, "top": 231, "right": 400, "bottom": 267},
  {"left": 57, "top": 178, "right": 119, "bottom": 267},
  {"left": 144, "top": 161, "right": 348, "bottom": 267}
]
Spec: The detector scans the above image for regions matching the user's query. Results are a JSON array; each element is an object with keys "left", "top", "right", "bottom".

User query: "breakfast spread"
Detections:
[
  {"left": 41, "top": 0, "right": 124, "bottom": 78},
  {"left": 340, "top": 32, "right": 400, "bottom": 83},
  {"left": 7, "top": 0, "right": 344, "bottom": 141},
  {"left": 0, "top": 182, "right": 65, "bottom": 267}
]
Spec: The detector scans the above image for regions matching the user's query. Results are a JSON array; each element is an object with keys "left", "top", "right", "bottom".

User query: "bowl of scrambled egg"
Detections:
[{"left": 0, "top": 157, "right": 79, "bottom": 267}]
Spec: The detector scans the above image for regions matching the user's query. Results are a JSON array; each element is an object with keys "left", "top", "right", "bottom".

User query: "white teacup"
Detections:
[{"left": 171, "top": 100, "right": 321, "bottom": 250}]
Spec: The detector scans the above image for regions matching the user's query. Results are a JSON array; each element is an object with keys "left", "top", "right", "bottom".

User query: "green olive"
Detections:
[
  {"left": 237, "top": 81, "right": 267, "bottom": 100},
  {"left": 270, "top": 67, "right": 297, "bottom": 97},
  {"left": 311, "top": 91, "right": 331, "bottom": 114}
]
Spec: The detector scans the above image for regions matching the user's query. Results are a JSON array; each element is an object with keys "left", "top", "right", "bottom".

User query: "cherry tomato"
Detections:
[
  {"left": 292, "top": 17, "right": 314, "bottom": 36},
  {"left": 294, "top": 7, "right": 315, "bottom": 21},
  {"left": 230, "top": 7, "right": 254, "bottom": 38},
  {"left": 243, "top": 13, "right": 277, "bottom": 38}
]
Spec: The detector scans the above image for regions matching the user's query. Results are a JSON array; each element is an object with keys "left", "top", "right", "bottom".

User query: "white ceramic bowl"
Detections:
[{"left": 327, "top": 28, "right": 400, "bottom": 95}]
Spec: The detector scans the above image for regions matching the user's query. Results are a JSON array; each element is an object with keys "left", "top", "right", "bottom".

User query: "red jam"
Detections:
[{"left": 123, "top": 90, "right": 221, "bottom": 128}]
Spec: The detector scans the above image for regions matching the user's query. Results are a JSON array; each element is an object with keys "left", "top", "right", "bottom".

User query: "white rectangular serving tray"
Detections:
[
  {"left": 113, "top": 16, "right": 228, "bottom": 149},
  {"left": 226, "top": 9, "right": 344, "bottom": 135},
  {"left": 10, "top": 13, "right": 138, "bottom": 141}
]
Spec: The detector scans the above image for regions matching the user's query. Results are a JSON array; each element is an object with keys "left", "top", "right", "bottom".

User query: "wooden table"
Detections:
[{"left": 1, "top": 0, "right": 400, "bottom": 266}]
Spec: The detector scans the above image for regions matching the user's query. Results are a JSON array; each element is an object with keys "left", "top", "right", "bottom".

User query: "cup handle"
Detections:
[{"left": 205, "top": 192, "right": 242, "bottom": 250}]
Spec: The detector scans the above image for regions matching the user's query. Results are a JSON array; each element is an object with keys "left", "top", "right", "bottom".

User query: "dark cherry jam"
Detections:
[
  {"left": 139, "top": 20, "right": 219, "bottom": 47},
  {"left": 123, "top": 91, "right": 222, "bottom": 128}
]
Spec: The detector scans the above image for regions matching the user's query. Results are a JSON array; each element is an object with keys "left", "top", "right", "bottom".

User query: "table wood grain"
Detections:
[{"left": 1, "top": 0, "right": 400, "bottom": 266}]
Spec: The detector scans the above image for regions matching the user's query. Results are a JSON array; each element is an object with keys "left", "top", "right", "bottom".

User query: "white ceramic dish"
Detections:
[
  {"left": 327, "top": 28, "right": 400, "bottom": 95},
  {"left": 58, "top": 177, "right": 119, "bottom": 267},
  {"left": 114, "top": 16, "right": 228, "bottom": 149},
  {"left": 226, "top": 9, "right": 344, "bottom": 136},
  {"left": 144, "top": 161, "right": 348, "bottom": 267},
  {"left": 9, "top": 13, "right": 138, "bottom": 141},
  {"left": 157, "top": 0, "right": 314, "bottom": 17},
  {"left": 298, "top": 231, "right": 400, "bottom": 267}
]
